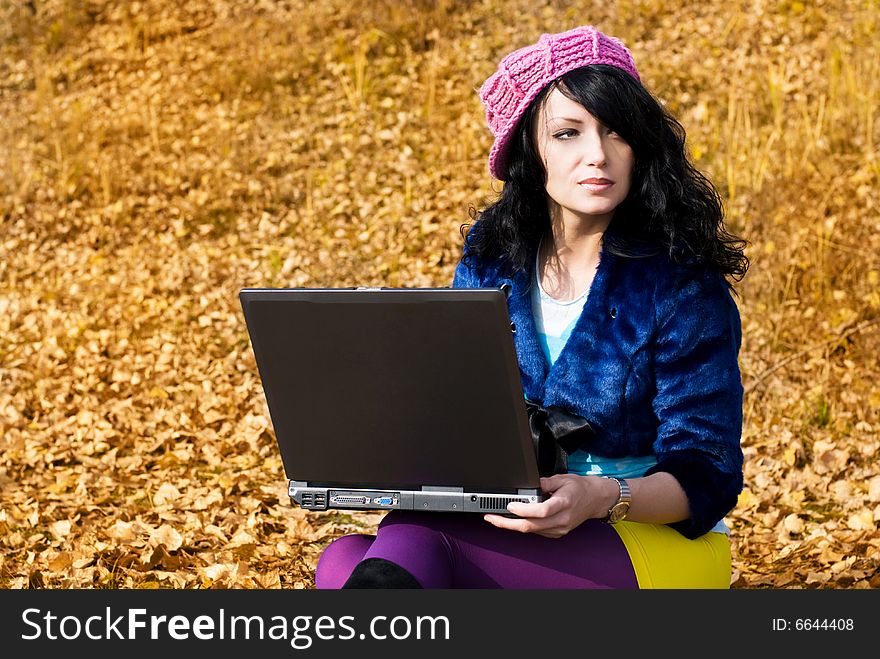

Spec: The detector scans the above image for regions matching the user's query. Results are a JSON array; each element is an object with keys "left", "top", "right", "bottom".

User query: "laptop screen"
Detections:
[{"left": 240, "top": 288, "right": 539, "bottom": 493}]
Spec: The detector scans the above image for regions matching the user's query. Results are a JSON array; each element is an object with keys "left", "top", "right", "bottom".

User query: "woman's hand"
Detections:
[{"left": 483, "top": 474, "right": 617, "bottom": 538}]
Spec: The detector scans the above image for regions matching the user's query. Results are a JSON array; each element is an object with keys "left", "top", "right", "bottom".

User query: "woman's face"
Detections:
[{"left": 534, "top": 87, "right": 634, "bottom": 228}]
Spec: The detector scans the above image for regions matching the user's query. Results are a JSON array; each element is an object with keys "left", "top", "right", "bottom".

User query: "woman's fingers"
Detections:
[
  {"left": 483, "top": 513, "right": 568, "bottom": 538},
  {"left": 483, "top": 475, "right": 599, "bottom": 536},
  {"left": 539, "top": 474, "right": 567, "bottom": 492},
  {"left": 506, "top": 499, "right": 554, "bottom": 518},
  {"left": 483, "top": 513, "right": 538, "bottom": 533}
]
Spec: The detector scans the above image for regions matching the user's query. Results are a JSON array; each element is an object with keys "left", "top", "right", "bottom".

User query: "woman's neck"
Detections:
[{"left": 538, "top": 213, "right": 609, "bottom": 302}]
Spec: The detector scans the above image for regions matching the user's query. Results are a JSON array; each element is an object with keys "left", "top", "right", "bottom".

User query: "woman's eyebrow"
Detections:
[{"left": 547, "top": 116, "right": 585, "bottom": 124}]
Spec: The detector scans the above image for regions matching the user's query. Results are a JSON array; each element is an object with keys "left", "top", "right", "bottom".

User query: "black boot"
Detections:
[{"left": 341, "top": 558, "right": 422, "bottom": 589}]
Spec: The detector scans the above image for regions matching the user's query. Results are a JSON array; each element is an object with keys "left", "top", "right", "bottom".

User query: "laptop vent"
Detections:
[{"left": 480, "top": 496, "right": 528, "bottom": 510}]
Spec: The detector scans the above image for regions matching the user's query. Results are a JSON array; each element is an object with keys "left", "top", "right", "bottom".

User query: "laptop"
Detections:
[{"left": 239, "top": 286, "right": 544, "bottom": 515}]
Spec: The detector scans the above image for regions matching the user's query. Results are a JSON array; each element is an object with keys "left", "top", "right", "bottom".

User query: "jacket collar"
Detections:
[
  {"left": 504, "top": 247, "right": 616, "bottom": 403},
  {"left": 505, "top": 264, "right": 547, "bottom": 400}
]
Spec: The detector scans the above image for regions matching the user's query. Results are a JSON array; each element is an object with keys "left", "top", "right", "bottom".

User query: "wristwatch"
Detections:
[{"left": 603, "top": 476, "right": 631, "bottom": 523}]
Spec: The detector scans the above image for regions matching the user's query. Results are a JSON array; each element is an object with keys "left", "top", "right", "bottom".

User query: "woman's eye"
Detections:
[{"left": 552, "top": 129, "right": 577, "bottom": 140}]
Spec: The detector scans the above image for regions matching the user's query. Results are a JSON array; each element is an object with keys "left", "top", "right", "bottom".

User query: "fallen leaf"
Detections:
[
  {"left": 106, "top": 520, "right": 138, "bottom": 544},
  {"left": 149, "top": 524, "right": 183, "bottom": 552},
  {"left": 868, "top": 475, "right": 880, "bottom": 502},
  {"left": 846, "top": 512, "right": 875, "bottom": 531},
  {"left": 783, "top": 513, "right": 804, "bottom": 534},
  {"left": 153, "top": 482, "right": 181, "bottom": 506},
  {"left": 48, "top": 520, "right": 72, "bottom": 539}
]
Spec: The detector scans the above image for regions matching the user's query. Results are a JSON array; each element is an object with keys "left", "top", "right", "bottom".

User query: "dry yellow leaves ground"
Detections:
[{"left": 1, "top": 0, "right": 879, "bottom": 589}]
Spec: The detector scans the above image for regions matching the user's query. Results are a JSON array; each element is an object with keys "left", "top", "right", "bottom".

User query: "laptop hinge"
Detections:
[{"left": 421, "top": 485, "right": 463, "bottom": 493}]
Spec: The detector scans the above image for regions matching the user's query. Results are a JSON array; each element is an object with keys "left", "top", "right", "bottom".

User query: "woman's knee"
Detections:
[{"left": 314, "top": 533, "right": 375, "bottom": 589}]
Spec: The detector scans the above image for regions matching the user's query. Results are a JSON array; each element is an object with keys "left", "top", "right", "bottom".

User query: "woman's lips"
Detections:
[{"left": 578, "top": 177, "right": 613, "bottom": 190}]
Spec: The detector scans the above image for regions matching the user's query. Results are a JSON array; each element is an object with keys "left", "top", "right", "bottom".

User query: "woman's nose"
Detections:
[{"left": 582, "top": 131, "right": 608, "bottom": 167}]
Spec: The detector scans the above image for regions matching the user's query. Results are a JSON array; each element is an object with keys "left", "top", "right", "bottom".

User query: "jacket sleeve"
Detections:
[
  {"left": 644, "top": 267, "right": 745, "bottom": 539},
  {"left": 452, "top": 257, "right": 479, "bottom": 288},
  {"left": 451, "top": 221, "right": 486, "bottom": 288}
]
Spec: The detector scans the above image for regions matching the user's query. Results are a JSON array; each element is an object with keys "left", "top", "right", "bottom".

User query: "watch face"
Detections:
[{"left": 609, "top": 502, "right": 630, "bottom": 523}]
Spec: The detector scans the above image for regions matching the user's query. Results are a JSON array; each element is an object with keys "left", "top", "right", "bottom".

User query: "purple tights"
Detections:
[{"left": 315, "top": 510, "right": 638, "bottom": 589}]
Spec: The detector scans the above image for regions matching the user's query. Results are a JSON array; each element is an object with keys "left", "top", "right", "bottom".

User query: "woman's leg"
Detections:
[
  {"left": 354, "top": 510, "right": 638, "bottom": 589},
  {"left": 610, "top": 521, "right": 732, "bottom": 588},
  {"left": 314, "top": 533, "right": 376, "bottom": 589}
]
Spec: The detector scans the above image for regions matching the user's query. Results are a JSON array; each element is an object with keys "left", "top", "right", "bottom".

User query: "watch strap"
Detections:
[{"left": 603, "top": 476, "right": 631, "bottom": 523}]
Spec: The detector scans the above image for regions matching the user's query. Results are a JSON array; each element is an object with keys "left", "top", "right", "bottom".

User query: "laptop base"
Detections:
[{"left": 289, "top": 481, "right": 542, "bottom": 515}]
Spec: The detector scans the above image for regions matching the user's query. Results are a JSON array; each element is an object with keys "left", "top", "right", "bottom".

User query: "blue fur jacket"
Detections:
[{"left": 452, "top": 235, "right": 744, "bottom": 540}]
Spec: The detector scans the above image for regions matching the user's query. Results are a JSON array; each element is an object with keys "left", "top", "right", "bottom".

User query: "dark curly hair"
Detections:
[{"left": 461, "top": 65, "right": 749, "bottom": 288}]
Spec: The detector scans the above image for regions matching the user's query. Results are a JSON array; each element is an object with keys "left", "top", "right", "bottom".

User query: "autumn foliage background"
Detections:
[{"left": 1, "top": 0, "right": 879, "bottom": 589}]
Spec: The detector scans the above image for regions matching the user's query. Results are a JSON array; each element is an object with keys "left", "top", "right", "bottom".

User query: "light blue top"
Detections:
[{"left": 530, "top": 260, "right": 729, "bottom": 535}]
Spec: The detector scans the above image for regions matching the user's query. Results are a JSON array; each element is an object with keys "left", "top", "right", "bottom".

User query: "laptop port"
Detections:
[
  {"left": 373, "top": 496, "right": 397, "bottom": 506},
  {"left": 331, "top": 495, "right": 371, "bottom": 505}
]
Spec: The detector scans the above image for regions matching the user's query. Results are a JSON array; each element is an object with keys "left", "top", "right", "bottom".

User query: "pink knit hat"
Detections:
[{"left": 479, "top": 26, "right": 641, "bottom": 180}]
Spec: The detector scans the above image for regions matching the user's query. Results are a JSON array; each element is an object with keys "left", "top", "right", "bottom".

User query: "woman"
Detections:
[{"left": 315, "top": 25, "right": 749, "bottom": 589}]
